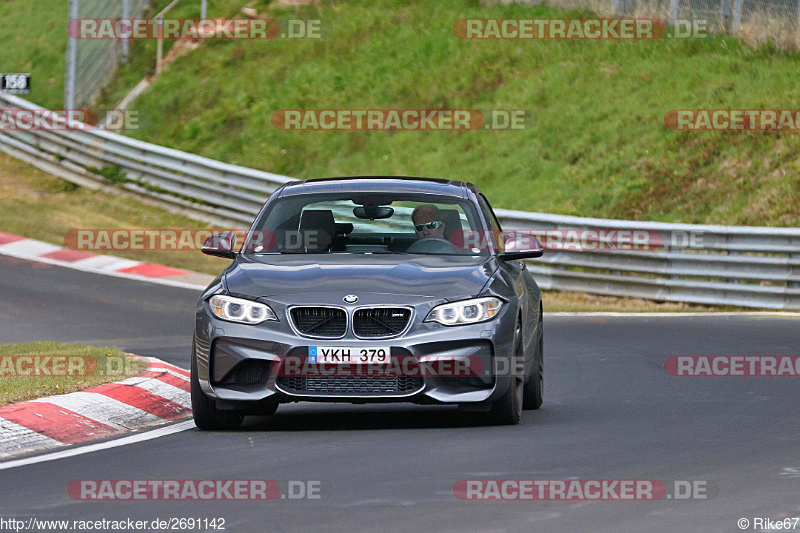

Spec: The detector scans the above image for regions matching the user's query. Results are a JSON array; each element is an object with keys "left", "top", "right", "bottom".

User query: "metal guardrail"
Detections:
[
  {"left": 1, "top": 93, "right": 799, "bottom": 309},
  {"left": 493, "top": 210, "right": 800, "bottom": 309},
  {"left": 0, "top": 93, "right": 290, "bottom": 225}
]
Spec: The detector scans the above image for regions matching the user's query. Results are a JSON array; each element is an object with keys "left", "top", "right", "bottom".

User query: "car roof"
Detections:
[{"left": 278, "top": 176, "right": 479, "bottom": 198}]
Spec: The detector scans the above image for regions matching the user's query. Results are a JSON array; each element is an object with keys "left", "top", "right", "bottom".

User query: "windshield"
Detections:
[{"left": 243, "top": 192, "right": 490, "bottom": 256}]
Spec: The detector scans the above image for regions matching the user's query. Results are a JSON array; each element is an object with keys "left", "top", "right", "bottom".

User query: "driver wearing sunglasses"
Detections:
[{"left": 411, "top": 203, "right": 446, "bottom": 239}]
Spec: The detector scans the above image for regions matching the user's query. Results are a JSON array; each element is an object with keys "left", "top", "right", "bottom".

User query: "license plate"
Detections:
[{"left": 309, "top": 346, "right": 390, "bottom": 364}]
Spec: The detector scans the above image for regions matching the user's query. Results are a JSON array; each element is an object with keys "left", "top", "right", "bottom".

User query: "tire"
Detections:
[
  {"left": 191, "top": 346, "right": 243, "bottom": 430},
  {"left": 523, "top": 311, "right": 543, "bottom": 410},
  {"left": 483, "top": 320, "right": 524, "bottom": 425}
]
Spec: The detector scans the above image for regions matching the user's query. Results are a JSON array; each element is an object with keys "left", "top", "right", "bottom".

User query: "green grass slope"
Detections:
[
  {"left": 0, "top": 0, "right": 69, "bottom": 110},
  {"left": 3, "top": 0, "right": 799, "bottom": 225},
  {"left": 118, "top": 0, "right": 799, "bottom": 226}
]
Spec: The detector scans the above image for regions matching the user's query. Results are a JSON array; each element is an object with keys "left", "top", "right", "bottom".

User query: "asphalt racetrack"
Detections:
[{"left": 1, "top": 254, "right": 798, "bottom": 533}]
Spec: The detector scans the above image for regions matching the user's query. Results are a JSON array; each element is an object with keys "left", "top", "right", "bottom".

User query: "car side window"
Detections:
[{"left": 478, "top": 194, "right": 502, "bottom": 232}]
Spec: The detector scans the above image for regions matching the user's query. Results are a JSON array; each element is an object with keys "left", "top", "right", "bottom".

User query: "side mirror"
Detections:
[
  {"left": 498, "top": 233, "right": 543, "bottom": 261},
  {"left": 202, "top": 231, "right": 237, "bottom": 258}
]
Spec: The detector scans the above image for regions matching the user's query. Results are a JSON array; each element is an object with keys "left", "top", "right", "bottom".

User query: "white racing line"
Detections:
[
  {"left": 0, "top": 251, "right": 208, "bottom": 291},
  {"left": 0, "top": 421, "right": 196, "bottom": 471},
  {"left": 0, "top": 237, "right": 208, "bottom": 291}
]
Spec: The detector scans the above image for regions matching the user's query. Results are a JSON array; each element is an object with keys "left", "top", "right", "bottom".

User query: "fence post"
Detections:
[
  {"left": 201, "top": 0, "right": 207, "bottom": 19},
  {"left": 65, "top": 0, "right": 79, "bottom": 110},
  {"left": 669, "top": 0, "right": 679, "bottom": 20},
  {"left": 732, "top": 0, "right": 743, "bottom": 30},
  {"left": 797, "top": 3, "right": 800, "bottom": 39},
  {"left": 156, "top": 19, "right": 164, "bottom": 75},
  {"left": 720, "top": 0, "right": 732, "bottom": 30},
  {"left": 122, "top": 0, "right": 130, "bottom": 63}
]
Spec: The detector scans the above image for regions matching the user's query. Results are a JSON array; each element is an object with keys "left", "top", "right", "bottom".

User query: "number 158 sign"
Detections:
[{"left": 1, "top": 74, "right": 31, "bottom": 94}]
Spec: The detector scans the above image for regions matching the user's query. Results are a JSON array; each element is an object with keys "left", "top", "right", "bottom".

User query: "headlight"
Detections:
[
  {"left": 208, "top": 295, "right": 276, "bottom": 324},
  {"left": 425, "top": 297, "right": 503, "bottom": 326}
]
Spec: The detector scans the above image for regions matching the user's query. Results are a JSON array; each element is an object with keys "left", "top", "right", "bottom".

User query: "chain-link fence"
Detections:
[
  {"left": 622, "top": 0, "right": 800, "bottom": 35},
  {"left": 64, "top": 0, "right": 151, "bottom": 110},
  {"left": 485, "top": 0, "right": 800, "bottom": 48}
]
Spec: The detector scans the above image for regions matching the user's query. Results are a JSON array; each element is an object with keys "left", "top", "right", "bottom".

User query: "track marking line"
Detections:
[
  {"left": 0, "top": 420, "right": 195, "bottom": 470},
  {"left": 0, "top": 248, "right": 207, "bottom": 291}
]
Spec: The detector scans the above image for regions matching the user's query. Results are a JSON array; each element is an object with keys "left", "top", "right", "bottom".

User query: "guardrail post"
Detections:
[
  {"left": 666, "top": 231, "right": 681, "bottom": 281},
  {"left": 667, "top": 248, "right": 679, "bottom": 280},
  {"left": 790, "top": 253, "right": 800, "bottom": 288},
  {"left": 728, "top": 250, "right": 740, "bottom": 284},
  {"left": 65, "top": 0, "right": 79, "bottom": 110}
]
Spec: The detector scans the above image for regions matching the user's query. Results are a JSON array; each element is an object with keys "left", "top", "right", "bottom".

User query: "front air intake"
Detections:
[{"left": 290, "top": 306, "right": 347, "bottom": 337}]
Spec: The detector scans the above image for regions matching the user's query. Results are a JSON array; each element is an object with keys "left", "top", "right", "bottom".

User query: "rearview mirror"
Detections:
[
  {"left": 498, "top": 233, "right": 543, "bottom": 260},
  {"left": 353, "top": 205, "right": 394, "bottom": 220},
  {"left": 202, "top": 231, "right": 237, "bottom": 258}
]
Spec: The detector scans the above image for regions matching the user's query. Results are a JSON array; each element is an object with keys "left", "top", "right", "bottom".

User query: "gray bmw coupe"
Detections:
[{"left": 192, "top": 177, "right": 544, "bottom": 428}]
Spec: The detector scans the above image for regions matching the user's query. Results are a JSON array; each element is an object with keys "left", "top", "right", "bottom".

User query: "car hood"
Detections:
[{"left": 225, "top": 254, "right": 498, "bottom": 305}]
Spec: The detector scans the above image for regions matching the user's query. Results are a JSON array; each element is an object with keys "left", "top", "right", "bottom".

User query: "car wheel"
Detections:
[
  {"left": 483, "top": 320, "right": 524, "bottom": 425},
  {"left": 191, "top": 345, "right": 243, "bottom": 430},
  {"left": 523, "top": 312, "right": 543, "bottom": 410}
]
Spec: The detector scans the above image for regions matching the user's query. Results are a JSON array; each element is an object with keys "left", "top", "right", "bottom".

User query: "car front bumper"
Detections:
[{"left": 193, "top": 294, "right": 517, "bottom": 410}]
